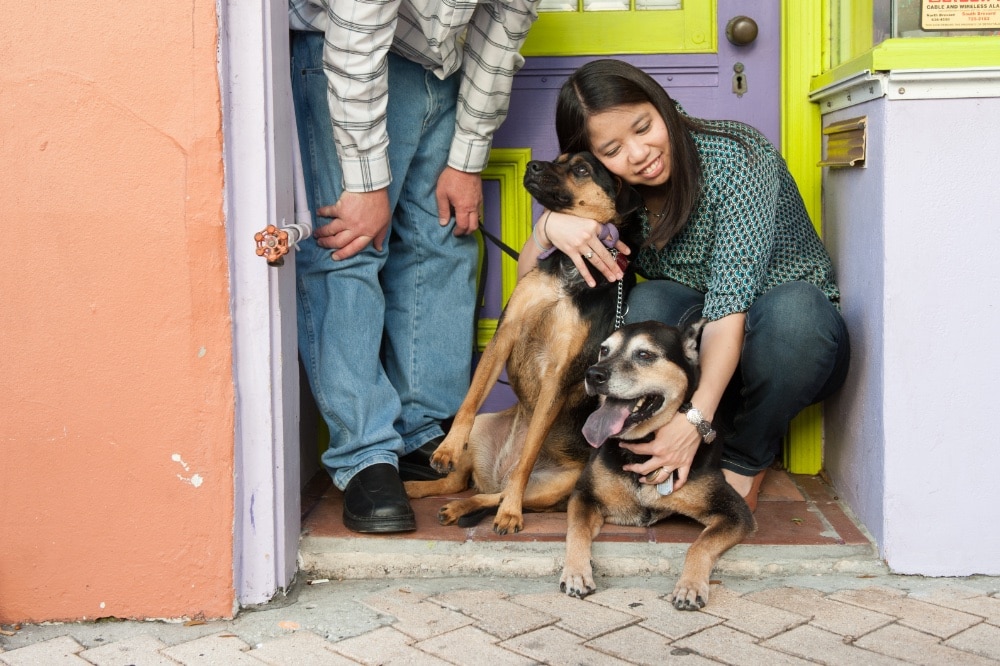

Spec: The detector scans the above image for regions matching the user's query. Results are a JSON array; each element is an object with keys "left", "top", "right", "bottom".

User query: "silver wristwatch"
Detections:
[{"left": 680, "top": 402, "right": 717, "bottom": 443}]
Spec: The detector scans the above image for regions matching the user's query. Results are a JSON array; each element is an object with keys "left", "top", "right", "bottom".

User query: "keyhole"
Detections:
[{"left": 732, "top": 63, "right": 748, "bottom": 97}]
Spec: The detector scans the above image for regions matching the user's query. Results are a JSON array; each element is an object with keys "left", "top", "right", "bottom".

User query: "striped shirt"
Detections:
[
  {"left": 289, "top": 0, "right": 539, "bottom": 192},
  {"left": 635, "top": 119, "right": 841, "bottom": 321}
]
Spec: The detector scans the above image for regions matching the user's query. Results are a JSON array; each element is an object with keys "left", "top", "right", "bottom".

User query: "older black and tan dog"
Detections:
[
  {"left": 561, "top": 320, "right": 756, "bottom": 610},
  {"left": 404, "top": 152, "right": 642, "bottom": 535}
]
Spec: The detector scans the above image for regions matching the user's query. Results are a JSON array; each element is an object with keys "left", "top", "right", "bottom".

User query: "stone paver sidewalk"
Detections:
[{"left": 2, "top": 573, "right": 999, "bottom": 665}]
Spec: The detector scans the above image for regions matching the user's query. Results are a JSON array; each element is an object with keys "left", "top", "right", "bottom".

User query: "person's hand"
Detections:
[
  {"left": 619, "top": 412, "right": 701, "bottom": 491},
  {"left": 436, "top": 166, "right": 482, "bottom": 236},
  {"left": 314, "top": 189, "right": 391, "bottom": 260},
  {"left": 542, "top": 211, "right": 630, "bottom": 287}
]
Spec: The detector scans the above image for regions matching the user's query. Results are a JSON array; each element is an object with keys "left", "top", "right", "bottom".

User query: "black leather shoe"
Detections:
[
  {"left": 342, "top": 463, "right": 416, "bottom": 533},
  {"left": 399, "top": 436, "right": 446, "bottom": 482}
]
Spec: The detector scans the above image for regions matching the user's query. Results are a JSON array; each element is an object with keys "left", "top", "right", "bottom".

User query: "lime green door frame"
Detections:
[{"left": 781, "top": 0, "right": 826, "bottom": 474}]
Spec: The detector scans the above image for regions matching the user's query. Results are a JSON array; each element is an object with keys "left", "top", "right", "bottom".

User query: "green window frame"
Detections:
[{"left": 521, "top": 0, "right": 717, "bottom": 56}]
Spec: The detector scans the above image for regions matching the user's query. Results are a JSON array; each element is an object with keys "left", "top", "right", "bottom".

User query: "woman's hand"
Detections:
[
  {"left": 619, "top": 412, "right": 701, "bottom": 490},
  {"left": 538, "top": 211, "right": 630, "bottom": 287}
]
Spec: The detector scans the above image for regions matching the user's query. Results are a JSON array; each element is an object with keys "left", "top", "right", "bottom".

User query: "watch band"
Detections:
[{"left": 679, "top": 402, "right": 717, "bottom": 443}]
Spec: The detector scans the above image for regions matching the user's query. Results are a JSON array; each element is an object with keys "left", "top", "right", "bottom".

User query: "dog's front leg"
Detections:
[
  {"left": 560, "top": 491, "right": 604, "bottom": 598},
  {"left": 431, "top": 314, "right": 521, "bottom": 475},
  {"left": 492, "top": 383, "right": 565, "bottom": 535},
  {"left": 671, "top": 508, "right": 754, "bottom": 610}
]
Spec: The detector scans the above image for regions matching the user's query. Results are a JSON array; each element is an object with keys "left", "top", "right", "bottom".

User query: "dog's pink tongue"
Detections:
[{"left": 582, "top": 400, "right": 632, "bottom": 447}]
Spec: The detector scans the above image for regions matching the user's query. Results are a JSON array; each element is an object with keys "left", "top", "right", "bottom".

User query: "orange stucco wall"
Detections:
[{"left": 0, "top": 3, "right": 235, "bottom": 621}]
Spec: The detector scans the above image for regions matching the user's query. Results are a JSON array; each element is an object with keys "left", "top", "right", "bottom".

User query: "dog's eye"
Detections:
[
  {"left": 572, "top": 164, "right": 590, "bottom": 178},
  {"left": 598, "top": 344, "right": 609, "bottom": 358},
  {"left": 634, "top": 349, "right": 656, "bottom": 362}
]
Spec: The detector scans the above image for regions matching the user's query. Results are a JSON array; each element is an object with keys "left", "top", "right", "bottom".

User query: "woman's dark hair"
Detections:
[{"left": 556, "top": 59, "right": 704, "bottom": 248}]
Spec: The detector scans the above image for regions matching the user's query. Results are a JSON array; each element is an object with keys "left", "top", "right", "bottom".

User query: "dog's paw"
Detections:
[
  {"left": 669, "top": 578, "right": 710, "bottom": 611},
  {"left": 437, "top": 503, "right": 462, "bottom": 526},
  {"left": 559, "top": 567, "right": 596, "bottom": 598},
  {"left": 429, "top": 454, "right": 453, "bottom": 474},
  {"left": 492, "top": 510, "right": 524, "bottom": 536},
  {"left": 429, "top": 443, "right": 460, "bottom": 474}
]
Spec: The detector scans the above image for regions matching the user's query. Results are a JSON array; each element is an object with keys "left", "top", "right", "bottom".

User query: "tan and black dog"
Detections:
[
  {"left": 404, "top": 152, "right": 642, "bottom": 535},
  {"left": 561, "top": 320, "right": 756, "bottom": 610}
]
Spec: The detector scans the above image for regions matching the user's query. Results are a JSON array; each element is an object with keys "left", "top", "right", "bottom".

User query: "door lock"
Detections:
[{"left": 732, "top": 62, "right": 748, "bottom": 98}]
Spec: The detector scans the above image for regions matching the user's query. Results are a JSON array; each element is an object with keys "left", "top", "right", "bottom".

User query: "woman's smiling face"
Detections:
[{"left": 586, "top": 102, "right": 671, "bottom": 188}]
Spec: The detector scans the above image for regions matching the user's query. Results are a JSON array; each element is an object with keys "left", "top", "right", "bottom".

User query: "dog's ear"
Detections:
[
  {"left": 615, "top": 178, "right": 644, "bottom": 216},
  {"left": 682, "top": 318, "right": 708, "bottom": 365}
]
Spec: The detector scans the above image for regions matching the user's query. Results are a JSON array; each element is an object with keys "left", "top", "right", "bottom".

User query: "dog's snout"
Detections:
[
  {"left": 523, "top": 161, "right": 550, "bottom": 191},
  {"left": 586, "top": 364, "right": 610, "bottom": 386}
]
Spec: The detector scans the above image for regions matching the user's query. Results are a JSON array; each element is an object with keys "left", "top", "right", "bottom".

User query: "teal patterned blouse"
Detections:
[{"left": 635, "top": 119, "right": 841, "bottom": 321}]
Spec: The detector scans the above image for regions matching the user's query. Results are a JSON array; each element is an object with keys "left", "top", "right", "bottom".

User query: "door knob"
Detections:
[{"left": 726, "top": 16, "right": 758, "bottom": 46}]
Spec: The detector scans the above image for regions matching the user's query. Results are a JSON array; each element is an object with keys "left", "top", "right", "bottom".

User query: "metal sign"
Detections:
[{"left": 922, "top": 0, "right": 1000, "bottom": 31}]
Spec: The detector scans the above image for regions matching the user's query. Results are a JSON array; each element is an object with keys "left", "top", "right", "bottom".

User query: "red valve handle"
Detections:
[{"left": 254, "top": 225, "right": 290, "bottom": 264}]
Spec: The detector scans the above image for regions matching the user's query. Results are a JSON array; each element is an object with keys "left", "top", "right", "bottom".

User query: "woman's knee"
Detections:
[
  {"left": 747, "top": 282, "right": 840, "bottom": 344},
  {"left": 743, "top": 282, "right": 848, "bottom": 389},
  {"left": 625, "top": 280, "right": 704, "bottom": 327}
]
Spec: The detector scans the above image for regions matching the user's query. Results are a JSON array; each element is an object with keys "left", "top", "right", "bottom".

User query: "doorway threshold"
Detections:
[{"left": 299, "top": 468, "right": 885, "bottom": 581}]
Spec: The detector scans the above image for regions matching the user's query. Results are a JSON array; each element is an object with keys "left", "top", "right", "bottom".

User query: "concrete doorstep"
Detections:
[{"left": 299, "top": 534, "right": 889, "bottom": 581}]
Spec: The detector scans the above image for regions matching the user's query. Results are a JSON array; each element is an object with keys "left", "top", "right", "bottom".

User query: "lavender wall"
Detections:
[
  {"left": 823, "top": 98, "right": 888, "bottom": 551},
  {"left": 824, "top": 92, "right": 1000, "bottom": 575}
]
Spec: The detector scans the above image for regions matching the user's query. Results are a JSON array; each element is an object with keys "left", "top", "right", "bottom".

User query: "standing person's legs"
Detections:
[
  {"left": 290, "top": 32, "right": 418, "bottom": 532},
  {"left": 380, "top": 54, "right": 479, "bottom": 456}
]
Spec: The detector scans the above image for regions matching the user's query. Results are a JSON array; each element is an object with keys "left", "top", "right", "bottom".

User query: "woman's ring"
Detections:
[
  {"left": 584, "top": 251, "right": 594, "bottom": 259},
  {"left": 649, "top": 466, "right": 670, "bottom": 483}
]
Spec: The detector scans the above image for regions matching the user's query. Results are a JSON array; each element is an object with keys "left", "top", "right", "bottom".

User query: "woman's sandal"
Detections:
[{"left": 743, "top": 469, "right": 768, "bottom": 513}]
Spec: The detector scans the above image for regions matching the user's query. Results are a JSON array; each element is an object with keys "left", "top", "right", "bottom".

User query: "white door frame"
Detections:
[{"left": 219, "top": 0, "right": 301, "bottom": 606}]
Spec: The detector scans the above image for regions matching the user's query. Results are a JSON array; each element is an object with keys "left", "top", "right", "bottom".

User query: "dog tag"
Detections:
[
  {"left": 656, "top": 472, "right": 674, "bottom": 496},
  {"left": 615, "top": 252, "right": 630, "bottom": 272}
]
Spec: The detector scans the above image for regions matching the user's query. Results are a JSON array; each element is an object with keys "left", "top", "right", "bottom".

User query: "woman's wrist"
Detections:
[
  {"left": 533, "top": 211, "right": 557, "bottom": 258},
  {"left": 679, "top": 402, "right": 717, "bottom": 443},
  {"left": 531, "top": 211, "right": 551, "bottom": 247}
]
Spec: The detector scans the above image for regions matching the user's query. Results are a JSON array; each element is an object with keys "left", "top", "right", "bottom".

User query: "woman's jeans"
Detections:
[
  {"left": 626, "top": 279, "right": 850, "bottom": 476},
  {"left": 290, "top": 32, "right": 478, "bottom": 490}
]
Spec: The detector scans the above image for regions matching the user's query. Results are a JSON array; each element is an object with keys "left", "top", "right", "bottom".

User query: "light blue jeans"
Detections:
[
  {"left": 626, "top": 280, "right": 850, "bottom": 476},
  {"left": 290, "top": 33, "right": 478, "bottom": 490}
]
